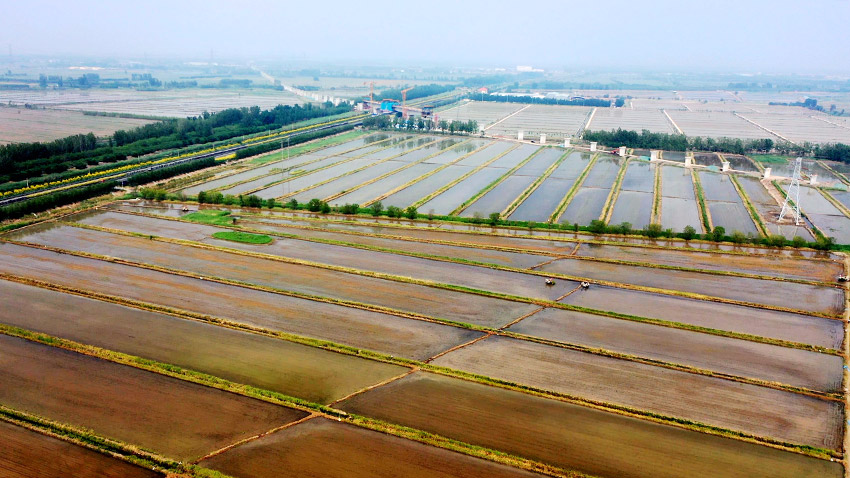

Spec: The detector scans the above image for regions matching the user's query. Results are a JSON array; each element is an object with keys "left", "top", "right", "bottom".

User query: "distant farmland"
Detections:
[{"left": 0, "top": 107, "right": 156, "bottom": 144}]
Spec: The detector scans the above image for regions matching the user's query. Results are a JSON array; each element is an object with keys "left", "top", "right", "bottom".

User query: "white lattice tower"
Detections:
[{"left": 778, "top": 157, "right": 802, "bottom": 225}]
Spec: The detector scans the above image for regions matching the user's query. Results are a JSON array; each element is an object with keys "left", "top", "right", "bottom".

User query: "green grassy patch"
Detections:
[
  {"left": 211, "top": 230, "right": 273, "bottom": 244},
  {"left": 751, "top": 154, "right": 791, "bottom": 164},
  {"left": 182, "top": 209, "right": 234, "bottom": 226}
]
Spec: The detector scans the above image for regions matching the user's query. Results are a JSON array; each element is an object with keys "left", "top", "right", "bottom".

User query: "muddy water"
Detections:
[
  {"left": 608, "top": 190, "right": 653, "bottom": 229},
  {"left": 0, "top": 334, "right": 307, "bottom": 462},
  {"left": 19, "top": 225, "right": 536, "bottom": 328},
  {"left": 509, "top": 307, "right": 842, "bottom": 392},
  {"left": 660, "top": 196, "right": 701, "bottom": 231},
  {"left": 73, "top": 212, "right": 580, "bottom": 301},
  {"left": 541, "top": 253, "right": 843, "bottom": 314},
  {"left": 0, "top": 420, "right": 162, "bottom": 478},
  {"left": 574, "top": 242, "right": 841, "bottom": 282},
  {"left": 203, "top": 417, "right": 540, "bottom": 478},
  {"left": 338, "top": 373, "right": 842, "bottom": 478},
  {"left": 707, "top": 201, "right": 760, "bottom": 235},
  {"left": 0, "top": 243, "right": 482, "bottom": 360},
  {"left": 0, "top": 279, "right": 407, "bottom": 404},
  {"left": 698, "top": 171, "right": 743, "bottom": 203},
  {"left": 620, "top": 161, "right": 655, "bottom": 192},
  {"left": 661, "top": 165, "right": 694, "bottom": 199},
  {"left": 433, "top": 336, "right": 843, "bottom": 449},
  {"left": 560, "top": 285, "right": 843, "bottom": 349}
]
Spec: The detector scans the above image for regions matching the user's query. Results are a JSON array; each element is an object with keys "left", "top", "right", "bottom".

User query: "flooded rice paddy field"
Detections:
[
  {"left": 0, "top": 334, "right": 307, "bottom": 462},
  {"left": 0, "top": 419, "right": 163, "bottom": 478},
  {"left": 0, "top": 278, "right": 407, "bottom": 405},
  {"left": 174, "top": 132, "right": 833, "bottom": 239},
  {"left": 432, "top": 336, "right": 843, "bottom": 449},
  {"left": 202, "top": 417, "right": 542, "bottom": 478},
  {"left": 338, "top": 373, "right": 843, "bottom": 478}
]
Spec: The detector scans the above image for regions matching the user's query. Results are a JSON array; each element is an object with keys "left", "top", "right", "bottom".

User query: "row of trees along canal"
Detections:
[
  {"left": 363, "top": 115, "right": 479, "bottom": 134},
  {"left": 0, "top": 102, "right": 351, "bottom": 193},
  {"left": 584, "top": 128, "right": 850, "bottom": 161}
]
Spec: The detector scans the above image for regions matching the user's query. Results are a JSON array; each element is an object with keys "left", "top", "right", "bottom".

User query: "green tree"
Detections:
[
  {"left": 680, "top": 226, "right": 697, "bottom": 240},
  {"left": 197, "top": 190, "right": 208, "bottom": 204},
  {"left": 730, "top": 231, "right": 747, "bottom": 244},
  {"left": 791, "top": 236, "right": 807, "bottom": 248},
  {"left": 711, "top": 226, "right": 726, "bottom": 242},
  {"left": 644, "top": 223, "right": 663, "bottom": 238},
  {"left": 285, "top": 199, "right": 298, "bottom": 209},
  {"left": 320, "top": 201, "right": 331, "bottom": 214},
  {"left": 307, "top": 198, "right": 323, "bottom": 212},
  {"left": 387, "top": 206, "right": 402, "bottom": 218},
  {"left": 588, "top": 220, "right": 607, "bottom": 234},
  {"left": 371, "top": 201, "right": 384, "bottom": 216},
  {"left": 488, "top": 212, "right": 501, "bottom": 226},
  {"left": 404, "top": 206, "right": 417, "bottom": 219}
]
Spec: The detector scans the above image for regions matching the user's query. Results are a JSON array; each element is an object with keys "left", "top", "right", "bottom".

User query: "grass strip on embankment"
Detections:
[
  {"left": 600, "top": 158, "right": 629, "bottom": 223},
  {"left": 211, "top": 231, "right": 272, "bottom": 244},
  {"left": 550, "top": 154, "right": 599, "bottom": 223},
  {"left": 691, "top": 168, "right": 712, "bottom": 233},
  {"left": 501, "top": 149, "right": 571, "bottom": 218},
  {"left": 729, "top": 174, "right": 768, "bottom": 237}
]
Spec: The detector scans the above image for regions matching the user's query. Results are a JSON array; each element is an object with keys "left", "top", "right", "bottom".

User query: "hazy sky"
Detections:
[{"left": 3, "top": 0, "right": 849, "bottom": 72}]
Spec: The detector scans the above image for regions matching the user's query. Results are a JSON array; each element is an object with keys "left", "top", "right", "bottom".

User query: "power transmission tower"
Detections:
[{"left": 778, "top": 157, "right": 802, "bottom": 225}]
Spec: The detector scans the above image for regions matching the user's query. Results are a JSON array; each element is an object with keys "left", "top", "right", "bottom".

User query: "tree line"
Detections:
[
  {"left": 476, "top": 93, "right": 612, "bottom": 107},
  {"left": 1, "top": 102, "right": 350, "bottom": 190},
  {"left": 375, "top": 84, "right": 455, "bottom": 102},
  {"left": 363, "top": 115, "right": 479, "bottom": 133},
  {"left": 584, "top": 128, "right": 850, "bottom": 162}
]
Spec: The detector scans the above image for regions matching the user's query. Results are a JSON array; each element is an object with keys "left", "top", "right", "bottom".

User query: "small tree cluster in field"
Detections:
[
  {"left": 139, "top": 188, "right": 168, "bottom": 201},
  {"left": 197, "top": 190, "right": 274, "bottom": 209},
  {"left": 306, "top": 198, "right": 331, "bottom": 213},
  {"left": 339, "top": 203, "right": 360, "bottom": 214},
  {"left": 386, "top": 206, "right": 403, "bottom": 218}
]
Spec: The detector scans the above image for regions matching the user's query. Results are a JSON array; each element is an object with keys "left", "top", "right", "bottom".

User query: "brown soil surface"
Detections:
[
  {"left": 0, "top": 279, "right": 407, "bottom": 405},
  {"left": 243, "top": 220, "right": 550, "bottom": 268},
  {"left": 575, "top": 242, "right": 841, "bottom": 282},
  {"left": 0, "top": 420, "right": 161, "bottom": 478},
  {"left": 339, "top": 373, "right": 843, "bottom": 478},
  {"left": 72, "top": 211, "right": 580, "bottom": 300},
  {"left": 561, "top": 285, "right": 843, "bottom": 349},
  {"left": 202, "top": 417, "right": 542, "bottom": 478},
  {"left": 540, "top": 257, "right": 844, "bottom": 315},
  {"left": 18, "top": 224, "right": 536, "bottom": 328},
  {"left": 432, "top": 336, "right": 843, "bottom": 449},
  {"left": 510, "top": 307, "right": 843, "bottom": 392},
  {"left": 0, "top": 334, "right": 307, "bottom": 462},
  {"left": 0, "top": 243, "right": 481, "bottom": 360}
]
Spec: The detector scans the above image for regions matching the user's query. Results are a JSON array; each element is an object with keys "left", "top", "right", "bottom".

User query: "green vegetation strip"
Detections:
[
  {"left": 277, "top": 137, "right": 445, "bottom": 200},
  {"left": 551, "top": 154, "right": 599, "bottom": 223},
  {"left": 182, "top": 209, "right": 234, "bottom": 226},
  {"left": 211, "top": 231, "right": 272, "bottom": 244},
  {"left": 729, "top": 174, "right": 769, "bottom": 237},
  {"left": 817, "top": 188, "right": 850, "bottom": 219},
  {"left": 409, "top": 142, "right": 509, "bottom": 209},
  {"left": 450, "top": 146, "right": 544, "bottom": 216},
  {"left": 49, "top": 222, "right": 845, "bottom": 355},
  {"left": 601, "top": 158, "right": 629, "bottom": 223},
  {"left": 0, "top": 323, "right": 593, "bottom": 478},
  {"left": 326, "top": 139, "right": 475, "bottom": 204},
  {"left": 0, "top": 405, "right": 230, "bottom": 478},
  {"left": 0, "top": 299, "right": 838, "bottom": 462},
  {"left": 502, "top": 149, "right": 571, "bottom": 218},
  {"left": 690, "top": 169, "right": 712, "bottom": 233},
  {"left": 651, "top": 163, "right": 662, "bottom": 224}
]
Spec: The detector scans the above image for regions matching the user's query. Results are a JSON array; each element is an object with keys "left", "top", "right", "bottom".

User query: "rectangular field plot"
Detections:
[
  {"left": 707, "top": 201, "right": 759, "bottom": 235},
  {"left": 456, "top": 140, "right": 514, "bottom": 166},
  {"left": 561, "top": 285, "right": 843, "bottom": 349},
  {"left": 381, "top": 165, "right": 473, "bottom": 208},
  {"left": 588, "top": 108, "right": 675, "bottom": 134},
  {"left": 508, "top": 178, "right": 574, "bottom": 222},
  {"left": 509, "top": 307, "right": 842, "bottom": 392},
  {"left": 460, "top": 175, "right": 537, "bottom": 217},
  {"left": 420, "top": 167, "right": 507, "bottom": 216},
  {"left": 338, "top": 373, "right": 842, "bottom": 478},
  {"left": 574, "top": 241, "right": 841, "bottom": 282},
  {"left": 558, "top": 187, "right": 610, "bottom": 225},
  {"left": 539, "top": 256, "right": 842, "bottom": 314},
  {"left": 698, "top": 171, "right": 743, "bottom": 202},
  {"left": 432, "top": 336, "right": 843, "bottom": 449},
  {"left": 0, "top": 243, "right": 482, "bottom": 360},
  {"left": 667, "top": 111, "right": 772, "bottom": 139},
  {"left": 0, "top": 334, "right": 307, "bottom": 461},
  {"left": 581, "top": 156, "right": 623, "bottom": 188},
  {"left": 202, "top": 417, "right": 538, "bottom": 478},
  {"left": 487, "top": 105, "right": 591, "bottom": 137},
  {"left": 661, "top": 165, "right": 695, "bottom": 198},
  {"left": 786, "top": 186, "right": 850, "bottom": 243},
  {"left": 511, "top": 147, "right": 564, "bottom": 177},
  {"left": 608, "top": 190, "right": 653, "bottom": 228},
  {"left": 0, "top": 279, "right": 407, "bottom": 405},
  {"left": 723, "top": 154, "right": 760, "bottom": 172},
  {"left": 488, "top": 144, "right": 540, "bottom": 169},
  {"left": 620, "top": 161, "right": 655, "bottom": 192},
  {"left": 743, "top": 113, "right": 850, "bottom": 144},
  {"left": 68, "top": 212, "right": 580, "bottom": 300},
  {"left": 440, "top": 101, "right": 525, "bottom": 129},
  {"left": 0, "top": 107, "right": 156, "bottom": 145},
  {"left": 0, "top": 420, "right": 162, "bottom": 478},
  {"left": 332, "top": 161, "right": 443, "bottom": 206}
]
